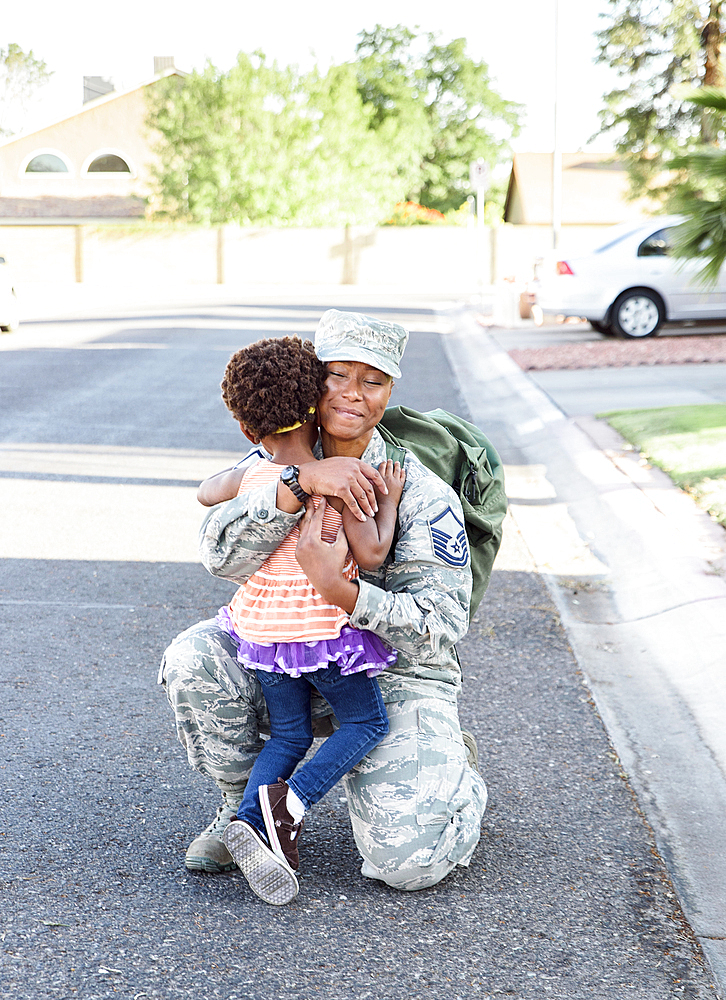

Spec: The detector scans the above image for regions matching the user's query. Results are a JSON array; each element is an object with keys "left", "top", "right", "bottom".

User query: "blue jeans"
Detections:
[{"left": 236, "top": 663, "right": 389, "bottom": 836}]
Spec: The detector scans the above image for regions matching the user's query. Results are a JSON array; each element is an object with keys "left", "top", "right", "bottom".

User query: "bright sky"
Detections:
[{"left": 4, "top": 0, "right": 618, "bottom": 153}]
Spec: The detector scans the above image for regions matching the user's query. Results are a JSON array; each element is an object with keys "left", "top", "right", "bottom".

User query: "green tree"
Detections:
[
  {"left": 596, "top": 0, "right": 724, "bottom": 197},
  {"left": 355, "top": 25, "right": 522, "bottom": 214},
  {"left": 0, "top": 42, "right": 52, "bottom": 136},
  {"left": 665, "top": 87, "right": 726, "bottom": 282},
  {"left": 147, "top": 54, "right": 293, "bottom": 223},
  {"left": 279, "top": 63, "right": 410, "bottom": 226},
  {"left": 146, "top": 55, "right": 408, "bottom": 225}
]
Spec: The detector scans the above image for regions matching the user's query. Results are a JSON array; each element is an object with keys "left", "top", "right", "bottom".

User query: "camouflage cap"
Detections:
[{"left": 314, "top": 309, "right": 409, "bottom": 379}]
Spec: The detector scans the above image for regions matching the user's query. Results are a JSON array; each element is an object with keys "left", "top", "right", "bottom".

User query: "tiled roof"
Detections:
[{"left": 0, "top": 195, "right": 145, "bottom": 219}]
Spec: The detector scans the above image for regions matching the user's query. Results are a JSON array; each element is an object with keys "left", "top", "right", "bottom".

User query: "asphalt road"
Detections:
[{"left": 0, "top": 298, "right": 720, "bottom": 999}]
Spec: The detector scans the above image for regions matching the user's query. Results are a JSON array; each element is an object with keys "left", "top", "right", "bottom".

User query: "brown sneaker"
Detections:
[
  {"left": 222, "top": 819, "right": 298, "bottom": 906},
  {"left": 259, "top": 780, "right": 304, "bottom": 872}
]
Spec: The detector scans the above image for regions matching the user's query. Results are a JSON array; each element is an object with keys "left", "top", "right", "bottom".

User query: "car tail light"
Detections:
[{"left": 556, "top": 260, "right": 574, "bottom": 275}]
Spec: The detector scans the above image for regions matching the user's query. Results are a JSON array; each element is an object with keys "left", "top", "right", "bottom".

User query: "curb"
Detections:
[{"left": 443, "top": 305, "right": 726, "bottom": 996}]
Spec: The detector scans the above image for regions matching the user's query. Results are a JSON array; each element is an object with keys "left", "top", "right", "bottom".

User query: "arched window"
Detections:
[
  {"left": 25, "top": 153, "right": 69, "bottom": 173},
  {"left": 87, "top": 154, "right": 131, "bottom": 173}
]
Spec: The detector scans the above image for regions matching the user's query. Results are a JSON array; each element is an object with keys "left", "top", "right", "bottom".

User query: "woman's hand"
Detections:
[
  {"left": 297, "top": 457, "right": 387, "bottom": 522},
  {"left": 295, "top": 498, "right": 360, "bottom": 614}
]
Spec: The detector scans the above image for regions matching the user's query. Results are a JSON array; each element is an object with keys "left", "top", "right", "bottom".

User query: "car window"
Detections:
[
  {"left": 637, "top": 228, "right": 673, "bottom": 257},
  {"left": 593, "top": 226, "right": 644, "bottom": 253}
]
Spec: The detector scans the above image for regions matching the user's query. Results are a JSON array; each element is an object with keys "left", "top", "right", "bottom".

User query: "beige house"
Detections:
[
  {"left": 504, "top": 151, "right": 652, "bottom": 227},
  {"left": 0, "top": 59, "right": 185, "bottom": 222}
]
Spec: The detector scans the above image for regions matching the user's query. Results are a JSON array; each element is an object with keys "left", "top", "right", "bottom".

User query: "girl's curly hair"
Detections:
[{"left": 221, "top": 336, "right": 327, "bottom": 440}]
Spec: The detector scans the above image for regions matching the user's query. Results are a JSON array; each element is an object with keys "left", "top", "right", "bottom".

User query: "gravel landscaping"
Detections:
[{"left": 509, "top": 333, "right": 726, "bottom": 371}]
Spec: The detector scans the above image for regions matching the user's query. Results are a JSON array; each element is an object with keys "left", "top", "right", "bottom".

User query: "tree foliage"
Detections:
[
  {"left": 595, "top": 0, "right": 724, "bottom": 197},
  {"left": 667, "top": 87, "right": 726, "bottom": 283},
  {"left": 0, "top": 42, "right": 52, "bottom": 136},
  {"left": 147, "top": 54, "right": 409, "bottom": 226},
  {"left": 146, "top": 28, "right": 521, "bottom": 225},
  {"left": 355, "top": 25, "right": 521, "bottom": 213}
]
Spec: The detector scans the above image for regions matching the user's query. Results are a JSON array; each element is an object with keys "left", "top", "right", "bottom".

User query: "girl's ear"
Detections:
[{"left": 239, "top": 422, "right": 260, "bottom": 444}]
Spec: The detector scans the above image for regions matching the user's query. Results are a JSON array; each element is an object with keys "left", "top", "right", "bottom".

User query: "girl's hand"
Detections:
[{"left": 377, "top": 459, "right": 406, "bottom": 507}]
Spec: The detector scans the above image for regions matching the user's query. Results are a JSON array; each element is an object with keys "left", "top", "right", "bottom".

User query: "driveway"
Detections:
[{"left": 488, "top": 319, "right": 726, "bottom": 416}]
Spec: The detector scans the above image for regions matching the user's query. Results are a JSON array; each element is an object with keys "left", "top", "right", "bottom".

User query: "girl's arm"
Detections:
[
  {"left": 340, "top": 460, "right": 405, "bottom": 571},
  {"left": 197, "top": 467, "right": 245, "bottom": 506}
]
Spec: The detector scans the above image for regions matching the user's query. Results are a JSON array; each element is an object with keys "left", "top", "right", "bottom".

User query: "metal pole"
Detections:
[
  {"left": 552, "top": 0, "right": 562, "bottom": 250},
  {"left": 477, "top": 186, "right": 485, "bottom": 228}
]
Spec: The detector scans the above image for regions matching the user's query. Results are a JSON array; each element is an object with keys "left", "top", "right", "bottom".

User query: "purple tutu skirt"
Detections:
[{"left": 216, "top": 606, "right": 397, "bottom": 678}]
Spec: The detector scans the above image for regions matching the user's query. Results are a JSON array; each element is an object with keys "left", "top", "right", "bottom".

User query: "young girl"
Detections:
[{"left": 198, "top": 336, "right": 404, "bottom": 906}]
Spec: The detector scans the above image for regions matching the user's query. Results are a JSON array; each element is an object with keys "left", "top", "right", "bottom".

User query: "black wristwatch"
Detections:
[{"left": 280, "top": 465, "right": 310, "bottom": 504}]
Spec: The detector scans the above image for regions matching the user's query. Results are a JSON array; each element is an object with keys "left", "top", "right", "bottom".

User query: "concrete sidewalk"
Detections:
[{"left": 444, "top": 306, "right": 726, "bottom": 992}]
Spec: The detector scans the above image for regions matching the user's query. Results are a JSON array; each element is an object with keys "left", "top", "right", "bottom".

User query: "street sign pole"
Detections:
[
  {"left": 470, "top": 159, "right": 491, "bottom": 296},
  {"left": 469, "top": 159, "right": 490, "bottom": 228},
  {"left": 552, "top": 0, "right": 562, "bottom": 250}
]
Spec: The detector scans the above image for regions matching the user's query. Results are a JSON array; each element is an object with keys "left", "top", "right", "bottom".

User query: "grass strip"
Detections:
[{"left": 597, "top": 404, "right": 726, "bottom": 528}]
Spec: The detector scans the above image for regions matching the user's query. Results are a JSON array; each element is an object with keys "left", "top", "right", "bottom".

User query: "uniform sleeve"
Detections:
[
  {"left": 347, "top": 475, "right": 472, "bottom": 664},
  {"left": 199, "top": 478, "right": 304, "bottom": 584}
]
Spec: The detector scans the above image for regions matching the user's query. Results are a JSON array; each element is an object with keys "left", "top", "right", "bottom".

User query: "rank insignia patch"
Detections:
[{"left": 428, "top": 506, "right": 469, "bottom": 567}]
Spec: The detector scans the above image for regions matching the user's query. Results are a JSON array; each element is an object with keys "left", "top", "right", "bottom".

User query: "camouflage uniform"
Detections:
[{"left": 160, "top": 431, "right": 487, "bottom": 890}]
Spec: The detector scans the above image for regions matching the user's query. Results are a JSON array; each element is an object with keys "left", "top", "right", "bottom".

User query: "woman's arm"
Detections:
[
  {"left": 199, "top": 457, "right": 388, "bottom": 584},
  {"left": 200, "top": 478, "right": 304, "bottom": 584},
  {"left": 295, "top": 499, "right": 359, "bottom": 614},
  {"left": 295, "top": 476, "right": 471, "bottom": 659},
  {"left": 296, "top": 456, "right": 388, "bottom": 521}
]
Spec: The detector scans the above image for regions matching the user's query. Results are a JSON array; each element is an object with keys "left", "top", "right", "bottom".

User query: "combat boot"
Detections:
[
  {"left": 185, "top": 802, "right": 238, "bottom": 873},
  {"left": 185, "top": 782, "right": 246, "bottom": 873}
]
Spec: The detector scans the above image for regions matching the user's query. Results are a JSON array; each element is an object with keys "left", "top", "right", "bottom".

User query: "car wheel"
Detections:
[
  {"left": 610, "top": 290, "right": 663, "bottom": 338},
  {"left": 589, "top": 319, "right": 614, "bottom": 335}
]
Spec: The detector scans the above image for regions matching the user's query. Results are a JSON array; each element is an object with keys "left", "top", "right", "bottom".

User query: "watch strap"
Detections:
[{"left": 280, "top": 465, "right": 310, "bottom": 503}]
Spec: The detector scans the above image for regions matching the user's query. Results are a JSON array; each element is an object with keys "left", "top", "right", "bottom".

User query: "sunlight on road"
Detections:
[
  {"left": 0, "top": 443, "right": 239, "bottom": 561},
  {"left": 499, "top": 464, "right": 609, "bottom": 578}
]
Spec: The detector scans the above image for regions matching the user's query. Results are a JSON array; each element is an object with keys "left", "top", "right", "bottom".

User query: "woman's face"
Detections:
[{"left": 318, "top": 360, "right": 393, "bottom": 450}]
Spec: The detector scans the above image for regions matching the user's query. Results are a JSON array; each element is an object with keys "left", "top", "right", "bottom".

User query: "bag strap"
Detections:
[{"left": 384, "top": 441, "right": 407, "bottom": 466}]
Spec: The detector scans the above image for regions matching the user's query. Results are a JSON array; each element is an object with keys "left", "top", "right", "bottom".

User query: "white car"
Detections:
[
  {"left": 534, "top": 215, "right": 726, "bottom": 338},
  {"left": 0, "top": 256, "right": 19, "bottom": 333}
]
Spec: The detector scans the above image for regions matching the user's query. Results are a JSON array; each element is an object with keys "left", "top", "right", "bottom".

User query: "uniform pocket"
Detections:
[{"left": 416, "top": 707, "right": 463, "bottom": 826}]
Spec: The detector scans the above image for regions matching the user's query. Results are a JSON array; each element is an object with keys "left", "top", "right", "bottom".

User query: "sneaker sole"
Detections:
[{"left": 222, "top": 821, "right": 298, "bottom": 906}]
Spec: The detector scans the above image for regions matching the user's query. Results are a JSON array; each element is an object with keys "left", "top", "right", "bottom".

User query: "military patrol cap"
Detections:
[{"left": 314, "top": 309, "right": 409, "bottom": 379}]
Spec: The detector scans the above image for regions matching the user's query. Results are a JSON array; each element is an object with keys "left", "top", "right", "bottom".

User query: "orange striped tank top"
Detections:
[{"left": 227, "top": 459, "right": 357, "bottom": 644}]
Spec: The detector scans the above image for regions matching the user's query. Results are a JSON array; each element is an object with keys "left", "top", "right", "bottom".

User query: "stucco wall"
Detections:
[
  {"left": 0, "top": 222, "right": 627, "bottom": 290},
  {"left": 0, "top": 85, "right": 159, "bottom": 202}
]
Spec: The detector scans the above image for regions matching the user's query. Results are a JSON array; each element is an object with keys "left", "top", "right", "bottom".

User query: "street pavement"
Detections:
[{"left": 0, "top": 290, "right": 723, "bottom": 999}]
